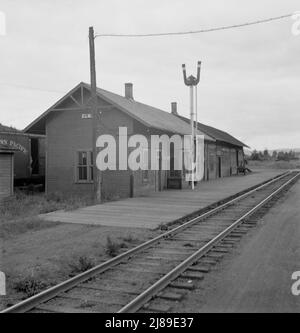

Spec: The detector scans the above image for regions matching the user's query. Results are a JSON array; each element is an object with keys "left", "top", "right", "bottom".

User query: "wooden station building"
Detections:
[{"left": 24, "top": 82, "right": 248, "bottom": 201}]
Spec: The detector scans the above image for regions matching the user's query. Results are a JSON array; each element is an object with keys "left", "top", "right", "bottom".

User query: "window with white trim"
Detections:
[{"left": 76, "top": 151, "right": 94, "bottom": 182}]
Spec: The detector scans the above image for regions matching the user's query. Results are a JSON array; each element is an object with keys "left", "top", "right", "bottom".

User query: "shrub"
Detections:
[
  {"left": 14, "top": 276, "right": 48, "bottom": 298},
  {"left": 69, "top": 255, "right": 95, "bottom": 276},
  {"left": 105, "top": 237, "right": 127, "bottom": 257}
]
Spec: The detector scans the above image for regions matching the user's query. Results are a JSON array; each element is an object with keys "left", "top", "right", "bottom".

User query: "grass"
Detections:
[
  {"left": 248, "top": 160, "right": 300, "bottom": 170},
  {"left": 11, "top": 255, "right": 96, "bottom": 299},
  {"left": 158, "top": 222, "right": 169, "bottom": 231},
  {"left": 3, "top": 234, "right": 141, "bottom": 307},
  {"left": 0, "top": 191, "right": 94, "bottom": 221},
  {"left": 121, "top": 234, "right": 138, "bottom": 243},
  {"left": 0, "top": 191, "right": 95, "bottom": 238},
  {"left": 0, "top": 217, "right": 60, "bottom": 240}
]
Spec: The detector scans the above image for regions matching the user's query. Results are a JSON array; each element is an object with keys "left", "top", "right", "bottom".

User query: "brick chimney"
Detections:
[
  {"left": 171, "top": 102, "right": 178, "bottom": 115},
  {"left": 125, "top": 83, "right": 133, "bottom": 100}
]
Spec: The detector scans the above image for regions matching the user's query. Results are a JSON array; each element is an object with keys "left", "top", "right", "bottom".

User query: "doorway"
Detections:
[
  {"left": 155, "top": 150, "right": 163, "bottom": 192},
  {"left": 218, "top": 156, "right": 222, "bottom": 178},
  {"left": 31, "top": 138, "right": 39, "bottom": 175}
]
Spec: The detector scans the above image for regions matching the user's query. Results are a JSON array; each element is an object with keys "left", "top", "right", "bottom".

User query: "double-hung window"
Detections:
[{"left": 76, "top": 151, "right": 93, "bottom": 182}]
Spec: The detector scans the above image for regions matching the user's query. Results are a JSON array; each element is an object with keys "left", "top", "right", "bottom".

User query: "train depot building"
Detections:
[{"left": 24, "top": 82, "right": 248, "bottom": 200}]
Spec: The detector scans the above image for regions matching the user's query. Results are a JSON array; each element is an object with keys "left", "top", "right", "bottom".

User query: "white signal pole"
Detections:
[
  {"left": 190, "top": 85, "right": 195, "bottom": 189},
  {"left": 182, "top": 61, "right": 201, "bottom": 190}
]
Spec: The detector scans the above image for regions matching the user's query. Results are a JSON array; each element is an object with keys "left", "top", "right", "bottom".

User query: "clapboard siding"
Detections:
[{"left": 0, "top": 153, "right": 13, "bottom": 199}]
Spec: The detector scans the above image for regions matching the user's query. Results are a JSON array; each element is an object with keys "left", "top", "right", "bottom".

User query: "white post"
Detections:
[
  {"left": 190, "top": 85, "right": 194, "bottom": 190},
  {"left": 195, "top": 85, "right": 198, "bottom": 184},
  {"left": 195, "top": 85, "right": 198, "bottom": 134}
]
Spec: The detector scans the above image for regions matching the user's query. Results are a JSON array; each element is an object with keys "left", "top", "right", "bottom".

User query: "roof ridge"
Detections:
[{"left": 83, "top": 82, "right": 177, "bottom": 117}]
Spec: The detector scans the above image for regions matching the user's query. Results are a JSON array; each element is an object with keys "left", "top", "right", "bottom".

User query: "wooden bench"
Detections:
[{"left": 237, "top": 166, "right": 252, "bottom": 175}]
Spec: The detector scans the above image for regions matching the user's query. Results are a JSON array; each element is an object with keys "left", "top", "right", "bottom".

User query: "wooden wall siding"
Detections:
[
  {"left": 221, "top": 147, "right": 231, "bottom": 177},
  {"left": 207, "top": 143, "right": 217, "bottom": 180},
  {"left": 0, "top": 154, "right": 13, "bottom": 199},
  {"left": 46, "top": 105, "right": 95, "bottom": 196},
  {"left": 238, "top": 149, "right": 244, "bottom": 166},
  {"left": 101, "top": 170, "right": 131, "bottom": 200},
  {"left": 230, "top": 148, "right": 238, "bottom": 175}
]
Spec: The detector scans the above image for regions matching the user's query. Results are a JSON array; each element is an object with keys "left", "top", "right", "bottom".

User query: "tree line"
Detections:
[{"left": 249, "top": 149, "right": 299, "bottom": 161}]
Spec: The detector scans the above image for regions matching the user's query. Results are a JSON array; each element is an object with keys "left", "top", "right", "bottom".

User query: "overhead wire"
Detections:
[{"left": 95, "top": 13, "right": 293, "bottom": 38}]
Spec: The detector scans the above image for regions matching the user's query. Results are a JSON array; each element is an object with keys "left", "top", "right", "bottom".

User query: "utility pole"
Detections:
[
  {"left": 182, "top": 61, "right": 201, "bottom": 190},
  {"left": 89, "top": 26, "right": 101, "bottom": 202}
]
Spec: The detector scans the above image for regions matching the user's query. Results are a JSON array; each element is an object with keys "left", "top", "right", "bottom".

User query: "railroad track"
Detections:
[{"left": 2, "top": 171, "right": 299, "bottom": 313}]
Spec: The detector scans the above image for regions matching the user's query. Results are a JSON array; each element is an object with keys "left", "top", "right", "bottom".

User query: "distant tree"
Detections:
[
  {"left": 277, "top": 151, "right": 285, "bottom": 161},
  {"left": 250, "top": 150, "right": 261, "bottom": 161},
  {"left": 272, "top": 150, "right": 278, "bottom": 160},
  {"left": 277, "top": 151, "right": 291, "bottom": 161},
  {"left": 275, "top": 150, "right": 299, "bottom": 161},
  {"left": 288, "top": 150, "right": 296, "bottom": 160},
  {"left": 263, "top": 149, "right": 270, "bottom": 160}
]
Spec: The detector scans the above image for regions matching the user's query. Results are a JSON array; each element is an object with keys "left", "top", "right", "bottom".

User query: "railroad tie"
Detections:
[
  {"left": 188, "top": 265, "right": 210, "bottom": 273},
  {"left": 169, "top": 281, "right": 195, "bottom": 290},
  {"left": 157, "top": 291, "right": 184, "bottom": 301},
  {"left": 143, "top": 303, "right": 172, "bottom": 313},
  {"left": 181, "top": 271, "right": 204, "bottom": 280}
]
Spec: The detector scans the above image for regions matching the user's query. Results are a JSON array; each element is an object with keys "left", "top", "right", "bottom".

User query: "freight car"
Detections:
[{"left": 0, "top": 127, "right": 45, "bottom": 190}]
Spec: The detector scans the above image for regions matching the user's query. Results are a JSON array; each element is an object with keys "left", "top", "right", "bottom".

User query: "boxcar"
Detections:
[{"left": 0, "top": 131, "right": 45, "bottom": 188}]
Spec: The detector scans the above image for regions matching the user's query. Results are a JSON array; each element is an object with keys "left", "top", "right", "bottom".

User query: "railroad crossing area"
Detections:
[{"left": 40, "top": 170, "right": 283, "bottom": 229}]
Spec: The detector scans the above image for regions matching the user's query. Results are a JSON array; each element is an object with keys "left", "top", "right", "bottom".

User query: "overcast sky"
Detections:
[{"left": 0, "top": 0, "right": 299, "bottom": 150}]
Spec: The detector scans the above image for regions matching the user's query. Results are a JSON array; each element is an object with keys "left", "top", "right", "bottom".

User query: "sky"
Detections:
[{"left": 0, "top": 0, "right": 299, "bottom": 150}]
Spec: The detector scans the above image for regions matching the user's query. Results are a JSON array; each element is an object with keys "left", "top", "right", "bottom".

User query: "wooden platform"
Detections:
[{"left": 40, "top": 170, "right": 284, "bottom": 230}]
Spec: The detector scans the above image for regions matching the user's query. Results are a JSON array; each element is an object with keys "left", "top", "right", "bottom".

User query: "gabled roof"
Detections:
[
  {"left": 24, "top": 82, "right": 215, "bottom": 141},
  {"left": 23, "top": 81, "right": 247, "bottom": 147},
  {"left": 89, "top": 83, "right": 213, "bottom": 140},
  {"left": 177, "top": 115, "right": 249, "bottom": 148}
]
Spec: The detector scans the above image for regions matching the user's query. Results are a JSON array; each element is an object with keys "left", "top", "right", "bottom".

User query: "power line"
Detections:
[{"left": 95, "top": 13, "right": 293, "bottom": 38}]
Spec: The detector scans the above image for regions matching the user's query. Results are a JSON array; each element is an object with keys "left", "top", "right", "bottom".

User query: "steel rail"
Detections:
[
  {"left": 118, "top": 171, "right": 300, "bottom": 313},
  {"left": 1, "top": 171, "right": 294, "bottom": 313}
]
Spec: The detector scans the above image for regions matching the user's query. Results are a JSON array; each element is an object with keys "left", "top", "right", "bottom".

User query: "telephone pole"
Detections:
[{"left": 89, "top": 26, "right": 101, "bottom": 202}]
